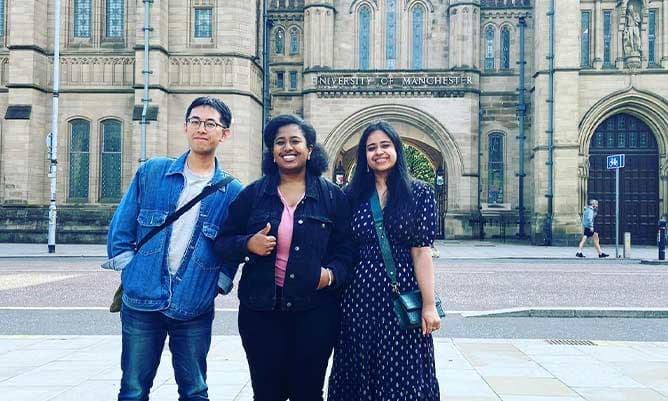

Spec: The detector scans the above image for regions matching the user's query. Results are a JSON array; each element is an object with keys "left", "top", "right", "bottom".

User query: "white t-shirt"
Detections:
[{"left": 167, "top": 164, "right": 214, "bottom": 275}]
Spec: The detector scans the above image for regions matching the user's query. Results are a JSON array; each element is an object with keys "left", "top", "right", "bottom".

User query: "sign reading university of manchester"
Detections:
[{"left": 308, "top": 72, "right": 475, "bottom": 97}]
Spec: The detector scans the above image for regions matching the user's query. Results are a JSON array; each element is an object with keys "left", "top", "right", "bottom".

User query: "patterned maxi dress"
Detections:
[{"left": 328, "top": 181, "right": 440, "bottom": 401}]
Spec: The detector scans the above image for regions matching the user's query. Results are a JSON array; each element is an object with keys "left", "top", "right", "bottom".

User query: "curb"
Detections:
[
  {"left": 462, "top": 307, "right": 668, "bottom": 319},
  {"left": 640, "top": 259, "right": 668, "bottom": 265}
]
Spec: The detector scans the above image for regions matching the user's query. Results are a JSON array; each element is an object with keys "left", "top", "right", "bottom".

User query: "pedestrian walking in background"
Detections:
[
  {"left": 328, "top": 120, "right": 441, "bottom": 401},
  {"left": 215, "top": 114, "right": 354, "bottom": 401},
  {"left": 102, "top": 97, "right": 243, "bottom": 401},
  {"left": 576, "top": 199, "right": 609, "bottom": 258}
]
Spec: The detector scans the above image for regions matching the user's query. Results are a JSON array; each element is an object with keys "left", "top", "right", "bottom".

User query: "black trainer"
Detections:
[
  {"left": 576, "top": 252, "right": 585, "bottom": 258},
  {"left": 599, "top": 253, "right": 609, "bottom": 258}
]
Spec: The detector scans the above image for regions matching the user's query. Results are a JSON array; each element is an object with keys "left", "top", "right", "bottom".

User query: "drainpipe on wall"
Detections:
[
  {"left": 477, "top": 103, "right": 485, "bottom": 239},
  {"left": 544, "top": 0, "right": 555, "bottom": 245},
  {"left": 140, "top": 0, "right": 153, "bottom": 164},
  {"left": 262, "top": 0, "right": 272, "bottom": 141},
  {"left": 517, "top": 16, "right": 527, "bottom": 238},
  {"left": 47, "top": 0, "right": 61, "bottom": 253}
]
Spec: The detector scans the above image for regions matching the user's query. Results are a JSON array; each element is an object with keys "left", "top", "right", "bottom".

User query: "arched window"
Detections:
[
  {"left": 359, "top": 6, "right": 371, "bottom": 69},
  {"left": 289, "top": 27, "right": 300, "bottom": 55},
  {"left": 100, "top": 120, "right": 122, "bottom": 201},
  {"left": 194, "top": 8, "right": 212, "bottom": 38},
  {"left": 411, "top": 5, "right": 424, "bottom": 69},
  {"left": 74, "top": 0, "right": 92, "bottom": 38},
  {"left": 484, "top": 26, "right": 495, "bottom": 71},
  {"left": 275, "top": 28, "right": 284, "bottom": 54},
  {"left": 105, "top": 0, "right": 124, "bottom": 38},
  {"left": 648, "top": 9, "right": 657, "bottom": 64},
  {"left": 580, "top": 10, "right": 590, "bottom": 67},
  {"left": 386, "top": 0, "right": 397, "bottom": 68},
  {"left": 603, "top": 10, "right": 612, "bottom": 66},
  {"left": 487, "top": 133, "right": 504, "bottom": 204},
  {"left": 69, "top": 119, "right": 90, "bottom": 200},
  {"left": 500, "top": 26, "right": 510, "bottom": 70},
  {"left": 0, "top": 0, "right": 6, "bottom": 36}
]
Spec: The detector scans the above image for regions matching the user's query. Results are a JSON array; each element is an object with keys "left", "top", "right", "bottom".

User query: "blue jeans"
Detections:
[{"left": 118, "top": 304, "right": 214, "bottom": 401}]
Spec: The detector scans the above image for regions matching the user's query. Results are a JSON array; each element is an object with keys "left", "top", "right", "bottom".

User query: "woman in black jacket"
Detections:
[{"left": 215, "top": 114, "right": 354, "bottom": 401}]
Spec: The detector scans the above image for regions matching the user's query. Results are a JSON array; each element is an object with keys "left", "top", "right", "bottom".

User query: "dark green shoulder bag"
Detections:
[{"left": 369, "top": 190, "right": 445, "bottom": 329}]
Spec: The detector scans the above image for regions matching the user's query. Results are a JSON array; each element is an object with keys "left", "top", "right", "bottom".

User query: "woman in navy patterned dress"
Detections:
[{"left": 328, "top": 120, "right": 441, "bottom": 401}]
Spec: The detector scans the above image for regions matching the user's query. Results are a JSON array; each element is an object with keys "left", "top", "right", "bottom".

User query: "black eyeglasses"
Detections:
[{"left": 186, "top": 117, "right": 226, "bottom": 131}]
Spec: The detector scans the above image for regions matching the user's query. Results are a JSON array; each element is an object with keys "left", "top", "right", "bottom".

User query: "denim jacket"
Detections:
[
  {"left": 103, "top": 151, "right": 243, "bottom": 320},
  {"left": 215, "top": 173, "right": 354, "bottom": 311}
]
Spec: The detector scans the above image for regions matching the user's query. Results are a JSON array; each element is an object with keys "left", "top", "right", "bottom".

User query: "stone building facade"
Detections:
[{"left": 1, "top": 0, "right": 667, "bottom": 245}]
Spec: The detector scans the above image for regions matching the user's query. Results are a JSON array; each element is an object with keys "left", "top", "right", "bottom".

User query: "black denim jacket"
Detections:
[{"left": 215, "top": 173, "right": 354, "bottom": 311}]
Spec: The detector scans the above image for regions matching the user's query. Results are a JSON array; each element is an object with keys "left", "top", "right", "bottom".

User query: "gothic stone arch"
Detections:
[
  {"left": 578, "top": 87, "right": 668, "bottom": 220},
  {"left": 322, "top": 104, "right": 465, "bottom": 210}
]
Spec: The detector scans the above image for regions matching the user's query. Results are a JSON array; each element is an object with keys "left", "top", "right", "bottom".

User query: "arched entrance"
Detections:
[
  {"left": 323, "top": 105, "right": 465, "bottom": 240},
  {"left": 332, "top": 140, "right": 448, "bottom": 238},
  {"left": 587, "top": 113, "right": 659, "bottom": 244}
]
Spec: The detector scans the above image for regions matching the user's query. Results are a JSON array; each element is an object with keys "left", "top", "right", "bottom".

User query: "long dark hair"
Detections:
[
  {"left": 261, "top": 114, "right": 328, "bottom": 176},
  {"left": 346, "top": 120, "right": 413, "bottom": 213}
]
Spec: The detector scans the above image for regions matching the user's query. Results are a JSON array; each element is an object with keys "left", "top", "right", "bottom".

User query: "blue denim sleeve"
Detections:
[{"left": 106, "top": 166, "right": 143, "bottom": 259}]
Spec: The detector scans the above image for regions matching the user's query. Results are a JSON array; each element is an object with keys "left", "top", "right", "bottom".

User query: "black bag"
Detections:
[
  {"left": 109, "top": 174, "right": 235, "bottom": 313},
  {"left": 369, "top": 190, "right": 445, "bottom": 329}
]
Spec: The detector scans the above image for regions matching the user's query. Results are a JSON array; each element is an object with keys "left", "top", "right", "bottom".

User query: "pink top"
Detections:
[{"left": 274, "top": 189, "right": 304, "bottom": 287}]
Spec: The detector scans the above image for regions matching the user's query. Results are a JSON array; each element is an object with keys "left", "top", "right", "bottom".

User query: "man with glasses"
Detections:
[{"left": 103, "top": 96, "right": 243, "bottom": 401}]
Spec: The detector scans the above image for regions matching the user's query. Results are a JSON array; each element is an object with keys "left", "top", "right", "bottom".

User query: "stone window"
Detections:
[
  {"left": 484, "top": 26, "right": 495, "bottom": 71},
  {"left": 411, "top": 5, "right": 424, "bottom": 69},
  {"left": 0, "top": 0, "right": 5, "bottom": 37},
  {"left": 276, "top": 71, "right": 284, "bottom": 89},
  {"left": 386, "top": 0, "right": 397, "bottom": 68},
  {"left": 275, "top": 28, "right": 285, "bottom": 54},
  {"left": 289, "top": 71, "right": 297, "bottom": 89},
  {"left": 487, "top": 133, "right": 504, "bottom": 204},
  {"left": 500, "top": 26, "right": 510, "bottom": 70},
  {"left": 289, "top": 27, "right": 299, "bottom": 55},
  {"left": 359, "top": 5, "right": 371, "bottom": 70},
  {"left": 69, "top": 119, "right": 91, "bottom": 201},
  {"left": 74, "top": 0, "right": 92, "bottom": 38},
  {"left": 105, "top": 0, "right": 124, "bottom": 39},
  {"left": 603, "top": 10, "right": 612, "bottom": 66},
  {"left": 100, "top": 119, "right": 122, "bottom": 202},
  {"left": 194, "top": 8, "right": 213, "bottom": 38},
  {"left": 648, "top": 9, "right": 657, "bottom": 64},
  {"left": 580, "top": 10, "right": 591, "bottom": 68}
]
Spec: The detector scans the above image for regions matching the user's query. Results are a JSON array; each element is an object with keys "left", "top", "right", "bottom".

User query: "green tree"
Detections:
[{"left": 404, "top": 144, "right": 435, "bottom": 185}]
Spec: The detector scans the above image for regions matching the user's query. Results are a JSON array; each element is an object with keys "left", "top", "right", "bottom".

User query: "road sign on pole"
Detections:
[
  {"left": 607, "top": 154, "right": 625, "bottom": 258},
  {"left": 606, "top": 154, "right": 625, "bottom": 169}
]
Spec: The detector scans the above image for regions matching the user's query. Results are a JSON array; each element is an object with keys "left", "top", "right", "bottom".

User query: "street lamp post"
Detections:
[
  {"left": 47, "top": 0, "right": 61, "bottom": 253},
  {"left": 435, "top": 165, "right": 445, "bottom": 239}
]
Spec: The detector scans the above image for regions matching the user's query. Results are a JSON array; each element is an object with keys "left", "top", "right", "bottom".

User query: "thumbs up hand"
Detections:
[{"left": 247, "top": 223, "right": 277, "bottom": 256}]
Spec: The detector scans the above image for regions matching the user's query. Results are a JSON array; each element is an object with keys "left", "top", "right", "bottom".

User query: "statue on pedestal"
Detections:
[{"left": 623, "top": 4, "right": 642, "bottom": 55}]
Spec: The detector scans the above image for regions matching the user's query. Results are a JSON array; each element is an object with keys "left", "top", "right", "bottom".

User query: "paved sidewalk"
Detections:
[
  {"left": 0, "top": 335, "right": 666, "bottom": 401},
  {"left": 0, "top": 240, "right": 663, "bottom": 260}
]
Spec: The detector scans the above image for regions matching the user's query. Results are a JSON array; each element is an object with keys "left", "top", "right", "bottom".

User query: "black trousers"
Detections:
[{"left": 238, "top": 297, "right": 341, "bottom": 401}]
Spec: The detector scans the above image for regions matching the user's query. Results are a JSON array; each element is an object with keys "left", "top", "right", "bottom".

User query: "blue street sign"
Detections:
[{"left": 607, "top": 154, "right": 625, "bottom": 169}]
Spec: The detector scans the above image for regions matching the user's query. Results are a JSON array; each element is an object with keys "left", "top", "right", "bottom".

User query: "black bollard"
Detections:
[{"left": 658, "top": 219, "right": 667, "bottom": 260}]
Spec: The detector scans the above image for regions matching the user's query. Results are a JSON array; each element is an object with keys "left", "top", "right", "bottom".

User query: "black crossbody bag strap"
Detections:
[
  {"left": 133, "top": 175, "right": 234, "bottom": 252},
  {"left": 369, "top": 190, "right": 400, "bottom": 294}
]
